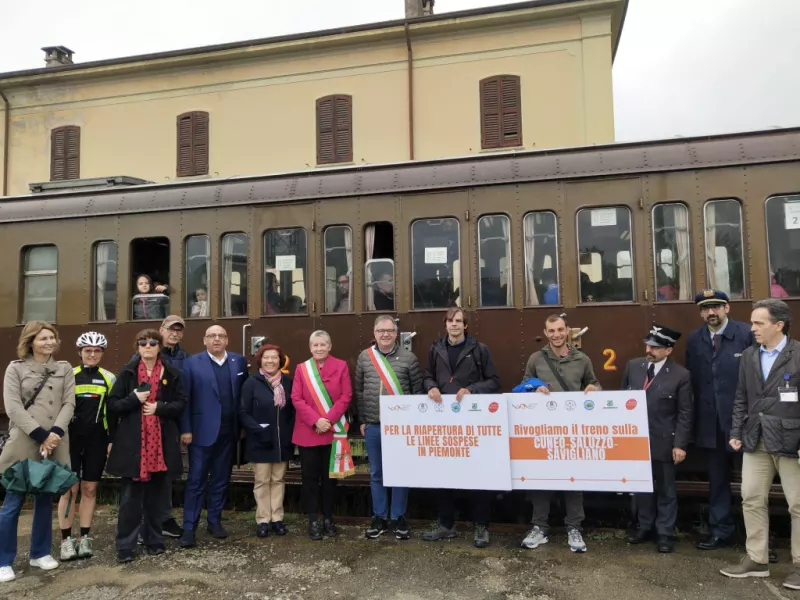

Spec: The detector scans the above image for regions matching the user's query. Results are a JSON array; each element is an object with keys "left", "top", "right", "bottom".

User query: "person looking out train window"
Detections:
[
  {"left": 132, "top": 274, "right": 169, "bottom": 320},
  {"left": 190, "top": 288, "right": 209, "bottom": 317}
]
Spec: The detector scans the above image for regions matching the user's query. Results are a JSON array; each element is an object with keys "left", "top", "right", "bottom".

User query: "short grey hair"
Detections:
[
  {"left": 309, "top": 330, "right": 331, "bottom": 345},
  {"left": 753, "top": 298, "right": 792, "bottom": 335},
  {"left": 373, "top": 315, "right": 397, "bottom": 330}
]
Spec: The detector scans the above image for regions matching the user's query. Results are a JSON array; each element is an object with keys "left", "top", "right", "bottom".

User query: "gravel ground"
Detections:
[{"left": 0, "top": 508, "right": 797, "bottom": 600}]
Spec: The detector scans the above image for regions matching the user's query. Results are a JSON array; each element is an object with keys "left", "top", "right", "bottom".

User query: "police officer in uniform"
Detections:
[
  {"left": 623, "top": 324, "right": 693, "bottom": 553},
  {"left": 686, "top": 289, "right": 753, "bottom": 550}
]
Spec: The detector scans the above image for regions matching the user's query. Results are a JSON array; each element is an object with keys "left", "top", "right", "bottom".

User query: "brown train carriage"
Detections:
[{"left": 0, "top": 127, "right": 799, "bottom": 497}]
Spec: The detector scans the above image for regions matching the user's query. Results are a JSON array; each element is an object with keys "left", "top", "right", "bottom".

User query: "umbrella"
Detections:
[{"left": 1, "top": 457, "right": 78, "bottom": 496}]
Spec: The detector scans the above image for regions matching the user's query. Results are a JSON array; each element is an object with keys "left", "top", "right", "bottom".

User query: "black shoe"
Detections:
[
  {"left": 697, "top": 535, "right": 729, "bottom": 550},
  {"left": 257, "top": 523, "right": 270, "bottom": 538},
  {"left": 392, "top": 516, "right": 410, "bottom": 541},
  {"left": 145, "top": 544, "right": 165, "bottom": 556},
  {"left": 208, "top": 523, "right": 229, "bottom": 539},
  {"left": 136, "top": 534, "right": 143, "bottom": 546},
  {"left": 656, "top": 535, "right": 674, "bottom": 553},
  {"left": 272, "top": 521, "right": 287, "bottom": 536},
  {"left": 365, "top": 516, "right": 388, "bottom": 539},
  {"left": 309, "top": 521, "right": 323, "bottom": 541},
  {"left": 180, "top": 529, "right": 196, "bottom": 548},
  {"left": 770, "top": 547, "right": 779, "bottom": 563},
  {"left": 161, "top": 518, "right": 183, "bottom": 538},
  {"left": 117, "top": 549, "right": 134, "bottom": 563},
  {"left": 323, "top": 519, "right": 337, "bottom": 537},
  {"left": 627, "top": 529, "right": 654, "bottom": 544}
]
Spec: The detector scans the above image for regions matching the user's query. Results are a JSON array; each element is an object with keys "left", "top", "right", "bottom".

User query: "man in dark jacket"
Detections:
[
  {"left": 624, "top": 324, "right": 693, "bottom": 553},
  {"left": 721, "top": 299, "right": 800, "bottom": 590},
  {"left": 686, "top": 290, "right": 754, "bottom": 550},
  {"left": 421, "top": 307, "right": 500, "bottom": 548}
]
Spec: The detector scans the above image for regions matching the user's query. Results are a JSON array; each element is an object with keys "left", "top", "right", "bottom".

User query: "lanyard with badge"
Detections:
[{"left": 780, "top": 373, "right": 799, "bottom": 403}]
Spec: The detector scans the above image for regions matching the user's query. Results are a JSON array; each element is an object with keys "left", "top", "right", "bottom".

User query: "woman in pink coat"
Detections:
[{"left": 291, "top": 330, "right": 352, "bottom": 540}]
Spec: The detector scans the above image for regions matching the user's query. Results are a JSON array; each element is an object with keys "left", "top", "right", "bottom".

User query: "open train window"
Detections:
[
  {"left": 652, "top": 203, "right": 691, "bottom": 301},
  {"left": 411, "top": 218, "right": 460, "bottom": 309},
  {"left": 324, "top": 226, "right": 353, "bottom": 313},
  {"left": 22, "top": 245, "right": 58, "bottom": 323},
  {"left": 577, "top": 207, "right": 634, "bottom": 303},
  {"left": 130, "top": 237, "right": 170, "bottom": 321},
  {"left": 93, "top": 241, "right": 117, "bottom": 321},
  {"left": 478, "top": 214, "right": 512, "bottom": 307},
  {"left": 221, "top": 233, "right": 248, "bottom": 317},
  {"left": 365, "top": 222, "right": 394, "bottom": 311},
  {"left": 704, "top": 199, "right": 745, "bottom": 299},
  {"left": 766, "top": 195, "right": 800, "bottom": 298},
  {"left": 523, "top": 211, "right": 559, "bottom": 305},
  {"left": 263, "top": 228, "right": 307, "bottom": 315},
  {"left": 186, "top": 235, "right": 210, "bottom": 318}
]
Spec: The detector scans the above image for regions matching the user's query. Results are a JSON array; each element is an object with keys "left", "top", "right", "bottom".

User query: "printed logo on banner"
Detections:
[
  {"left": 388, "top": 405, "right": 410, "bottom": 411},
  {"left": 603, "top": 400, "right": 617, "bottom": 410},
  {"left": 488, "top": 401, "right": 499, "bottom": 413},
  {"left": 418, "top": 403, "right": 428, "bottom": 413},
  {"left": 626, "top": 398, "right": 638, "bottom": 410},
  {"left": 512, "top": 403, "right": 537, "bottom": 410},
  {"left": 469, "top": 403, "right": 481, "bottom": 412},
  {"left": 584, "top": 399, "right": 595, "bottom": 410},
  {"left": 546, "top": 400, "right": 557, "bottom": 411},
  {"left": 434, "top": 403, "right": 444, "bottom": 413},
  {"left": 565, "top": 400, "right": 576, "bottom": 411},
  {"left": 451, "top": 402, "right": 461, "bottom": 413}
]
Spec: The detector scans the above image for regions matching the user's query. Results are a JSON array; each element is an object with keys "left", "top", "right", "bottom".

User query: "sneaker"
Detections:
[
  {"left": 162, "top": 518, "right": 183, "bottom": 538},
  {"left": 365, "top": 516, "right": 388, "bottom": 539},
  {"left": 720, "top": 555, "right": 770, "bottom": 578},
  {"left": 521, "top": 526, "right": 549, "bottom": 549},
  {"left": 567, "top": 527, "right": 587, "bottom": 553},
  {"left": 393, "top": 516, "right": 410, "bottom": 541},
  {"left": 0, "top": 566, "right": 14, "bottom": 583},
  {"left": 473, "top": 525, "right": 490, "bottom": 548},
  {"left": 422, "top": 523, "right": 457, "bottom": 542},
  {"left": 323, "top": 519, "right": 337, "bottom": 537},
  {"left": 76, "top": 536, "right": 93, "bottom": 559},
  {"left": 60, "top": 537, "right": 77, "bottom": 561},
  {"left": 309, "top": 521, "right": 323, "bottom": 541},
  {"left": 29, "top": 555, "right": 59, "bottom": 571},
  {"left": 784, "top": 568, "right": 800, "bottom": 590}
]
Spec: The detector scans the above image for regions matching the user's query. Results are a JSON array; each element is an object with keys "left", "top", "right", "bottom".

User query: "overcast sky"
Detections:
[{"left": 1, "top": 0, "right": 798, "bottom": 142}]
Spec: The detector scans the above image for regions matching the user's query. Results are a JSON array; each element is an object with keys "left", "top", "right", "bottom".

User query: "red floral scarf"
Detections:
[{"left": 135, "top": 359, "right": 167, "bottom": 482}]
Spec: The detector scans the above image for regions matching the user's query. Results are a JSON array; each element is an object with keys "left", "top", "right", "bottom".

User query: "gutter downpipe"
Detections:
[
  {"left": 0, "top": 89, "right": 9, "bottom": 196},
  {"left": 404, "top": 22, "right": 415, "bottom": 161}
]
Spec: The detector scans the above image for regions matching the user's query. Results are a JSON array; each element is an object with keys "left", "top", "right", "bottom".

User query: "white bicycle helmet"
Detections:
[{"left": 76, "top": 331, "right": 108, "bottom": 349}]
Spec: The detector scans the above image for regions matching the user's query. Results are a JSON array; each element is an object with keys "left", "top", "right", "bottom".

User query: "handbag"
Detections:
[{"left": 0, "top": 371, "right": 54, "bottom": 453}]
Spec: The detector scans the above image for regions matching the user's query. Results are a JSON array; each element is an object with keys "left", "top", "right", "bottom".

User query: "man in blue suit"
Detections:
[
  {"left": 686, "top": 290, "right": 753, "bottom": 550},
  {"left": 179, "top": 324, "right": 249, "bottom": 547}
]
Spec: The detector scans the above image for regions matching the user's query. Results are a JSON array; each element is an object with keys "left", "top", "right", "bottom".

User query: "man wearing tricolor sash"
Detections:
[
  {"left": 355, "top": 315, "right": 423, "bottom": 540},
  {"left": 291, "top": 330, "right": 354, "bottom": 540}
]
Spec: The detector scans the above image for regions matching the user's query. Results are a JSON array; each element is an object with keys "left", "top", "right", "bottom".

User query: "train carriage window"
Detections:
[
  {"left": 766, "top": 194, "right": 800, "bottom": 298},
  {"left": 263, "top": 228, "right": 307, "bottom": 315},
  {"left": 652, "top": 203, "right": 692, "bottom": 302},
  {"left": 185, "top": 235, "right": 210, "bottom": 318},
  {"left": 22, "top": 245, "right": 58, "bottom": 323},
  {"left": 221, "top": 233, "right": 248, "bottom": 317},
  {"left": 577, "top": 207, "right": 634, "bottom": 303},
  {"left": 365, "top": 222, "right": 395, "bottom": 311},
  {"left": 523, "top": 211, "right": 559, "bottom": 305},
  {"left": 93, "top": 241, "right": 117, "bottom": 321},
  {"left": 478, "top": 215, "right": 512, "bottom": 307},
  {"left": 412, "top": 218, "right": 460, "bottom": 309},
  {"left": 704, "top": 199, "right": 745, "bottom": 299},
  {"left": 324, "top": 226, "right": 353, "bottom": 313},
  {"left": 130, "top": 237, "right": 170, "bottom": 321}
]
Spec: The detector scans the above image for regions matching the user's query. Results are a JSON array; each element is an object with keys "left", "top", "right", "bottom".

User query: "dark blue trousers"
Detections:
[
  {"left": 182, "top": 433, "right": 235, "bottom": 530},
  {"left": 705, "top": 425, "right": 736, "bottom": 540}
]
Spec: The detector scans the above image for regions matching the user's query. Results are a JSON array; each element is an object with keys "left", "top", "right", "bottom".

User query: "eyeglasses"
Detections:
[
  {"left": 205, "top": 334, "right": 228, "bottom": 340},
  {"left": 375, "top": 329, "right": 396, "bottom": 335},
  {"left": 166, "top": 327, "right": 184, "bottom": 333},
  {"left": 137, "top": 339, "right": 159, "bottom": 347}
]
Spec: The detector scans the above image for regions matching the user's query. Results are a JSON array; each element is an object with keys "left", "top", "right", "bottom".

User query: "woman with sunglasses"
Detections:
[{"left": 106, "top": 329, "right": 186, "bottom": 563}]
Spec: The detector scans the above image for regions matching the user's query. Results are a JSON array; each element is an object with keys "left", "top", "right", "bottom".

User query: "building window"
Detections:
[
  {"left": 480, "top": 75, "right": 521, "bottom": 150},
  {"left": 316, "top": 95, "right": 352, "bottom": 165},
  {"left": 50, "top": 125, "right": 80, "bottom": 181},
  {"left": 766, "top": 194, "right": 800, "bottom": 298},
  {"left": 131, "top": 237, "right": 170, "bottom": 320},
  {"left": 577, "top": 207, "right": 634, "bottom": 303},
  {"left": 93, "top": 241, "right": 117, "bottom": 321},
  {"left": 263, "top": 228, "right": 307, "bottom": 314},
  {"left": 523, "top": 211, "right": 559, "bottom": 306},
  {"left": 22, "top": 245, "right": 58, "bottom": 323},
  {"left": 652, "top": 203, "right": 692, "bottom": 301},
  {"left": 324, "top": 226, "right": 353, "bottom": 313},
  {"left": 478, "top": 215, "right": 512, "bottom": 307},
  {"left": 186, "top": 235, "right": 210, "bottom": 318},
  {"left": 365, "top": 222, "right": 395, "bottom": 311},
  {"left": 704, "top": 199, "right": 745, "bottom": 299},
  {"left": 221, "top": 233, "right": 248, "bottom": 317},
  {"left": 412, "top": 218, "right": 460, "bottom": 309},
  {"left": 177, "top": 111, "right": 209, "bottom": 177}
]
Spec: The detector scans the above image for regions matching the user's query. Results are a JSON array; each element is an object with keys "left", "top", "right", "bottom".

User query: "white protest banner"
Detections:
[
  {"left": 380, "top": 394, "right": 512, "bottom": 491},
  {"left": 508, "top": 391, "right": 653, "bottom": 493}
]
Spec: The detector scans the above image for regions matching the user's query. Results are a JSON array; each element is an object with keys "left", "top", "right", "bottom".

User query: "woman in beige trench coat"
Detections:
[{"left": 0, "top": 321, "right": 75, "bottom": 583}]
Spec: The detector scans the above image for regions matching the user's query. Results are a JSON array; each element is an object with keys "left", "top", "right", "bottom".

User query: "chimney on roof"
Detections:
[
  {"left": 42, "top": 46, "right": 75, "bottom": 67},
  {"left": 405, "top": 0, "right": 434, "bottom": 19}
]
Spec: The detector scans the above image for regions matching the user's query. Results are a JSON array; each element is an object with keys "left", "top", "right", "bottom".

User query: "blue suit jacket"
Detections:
[{"left": 179, "top": 351, "right": 249, "bottom": 447}]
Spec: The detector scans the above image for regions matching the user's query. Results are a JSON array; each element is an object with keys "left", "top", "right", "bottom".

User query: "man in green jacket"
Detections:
[{"left": 520, "top": 313, "right": 600, "bottom": 553}]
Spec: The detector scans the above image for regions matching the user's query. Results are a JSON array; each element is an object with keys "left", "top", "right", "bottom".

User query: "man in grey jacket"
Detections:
[
  {"left": 355, "top": 315, "right": 423, "bottom": 541},
  {"left": 721, "top": 299, "right": 800, "bottom": 590}
]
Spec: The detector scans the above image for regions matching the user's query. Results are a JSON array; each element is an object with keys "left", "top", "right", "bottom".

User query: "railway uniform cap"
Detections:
[
  {"left": 644, "top": 324, "right": 681, "bottom": 348},
  {"left": 161, "top": 315, "right": 185, "bottom": 329},
  {"left": 695, "top": 289, "right": 729, "bottom": 307}
]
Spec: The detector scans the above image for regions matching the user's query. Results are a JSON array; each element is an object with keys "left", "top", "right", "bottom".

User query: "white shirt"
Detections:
[
  {"left": 207, "top": 351, "right": 228, "bottom": 366},
  {"left": 649, "top": 358, "right": 667, "bottom": 377}
]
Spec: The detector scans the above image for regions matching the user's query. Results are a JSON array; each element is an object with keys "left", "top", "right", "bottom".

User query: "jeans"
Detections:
[
  {"left": 0, "top": 492, "right": 53, "bottom": 567},
  {"left": 365, "top": 423, "right": 408, "bottom": 520}
]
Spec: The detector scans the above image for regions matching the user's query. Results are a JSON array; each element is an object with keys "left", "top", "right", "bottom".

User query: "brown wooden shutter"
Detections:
[
  {"left": 480, "top": 75, "right": 521, "bottom": 149},
  {"left": 176, "top": 111, "right": 209, "bottom": 177},
  {"left": 50, "top": 125, "right": 80, "bottom": 181},
  {"left": 317, "top": 95, "right": 352, "bottom": 164}
]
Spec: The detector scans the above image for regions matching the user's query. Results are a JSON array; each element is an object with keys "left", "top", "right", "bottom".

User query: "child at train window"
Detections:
[
  {"left": 190, "top": 288, "right": 209, "bottom": 317},
  {"left": 132, "top": 274, "right": 169, "bottom": 320}
]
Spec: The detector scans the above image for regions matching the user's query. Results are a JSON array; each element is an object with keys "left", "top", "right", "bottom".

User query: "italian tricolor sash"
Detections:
[
  {"left": 300, "top": 359, "right": 355, "bottom": 479},
  {"left": 367, "top": 346, "right": 403, "bottom": 395}
]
